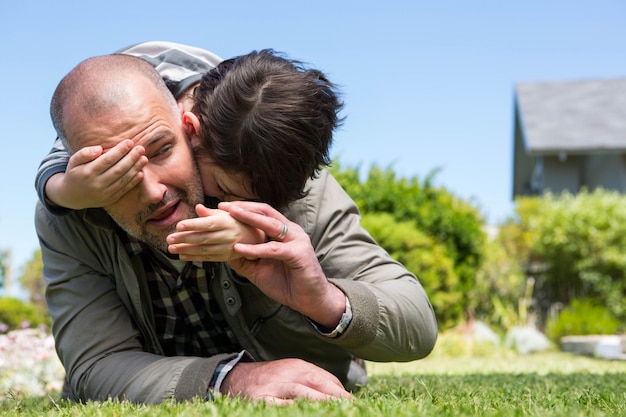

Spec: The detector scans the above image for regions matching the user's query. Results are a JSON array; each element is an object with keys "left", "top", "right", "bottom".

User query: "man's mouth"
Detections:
[{"left": 147, "top": 200, "right": 180, "bottom": 227}]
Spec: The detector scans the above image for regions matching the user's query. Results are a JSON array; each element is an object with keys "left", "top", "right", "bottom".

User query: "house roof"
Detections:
[{"left": 515, "top": 78, "right": 626, "bottom": 154}]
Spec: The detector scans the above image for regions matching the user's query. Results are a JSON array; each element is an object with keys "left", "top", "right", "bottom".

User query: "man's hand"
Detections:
[
  {"left": 45, "top": 139, "right": 147, "bottom": 210},
  {"left": 221, "top": 358, "right": 353, "bottom": 405},
  {"left": 218, "top": 201, "right": 346, "bottom": 329}
]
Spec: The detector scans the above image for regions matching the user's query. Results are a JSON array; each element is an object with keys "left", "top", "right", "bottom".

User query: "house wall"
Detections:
[
  {"left": 581, "top": 153, "right": 625, "bottom": 192},
  {"left": 542, "top": 155, "right": 580, "bottom": 194},
  {"left": 513, "top": 109, "right": 537, "bottom": 197}
]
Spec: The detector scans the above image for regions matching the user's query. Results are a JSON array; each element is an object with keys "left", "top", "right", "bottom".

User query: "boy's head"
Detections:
[{"left": 188, "top": 49, "right": 344, "bottom": 208}]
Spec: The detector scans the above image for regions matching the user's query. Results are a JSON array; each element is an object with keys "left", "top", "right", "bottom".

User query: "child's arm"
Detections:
[
  {"left": 36, "top": 138, "right": 72, "bottom": 214},
  {"left": 167, "top": 204, "right": 266, "bottom": 262},
  {"left": 45, "top": 140, "right": 147, "bottom": 210}
]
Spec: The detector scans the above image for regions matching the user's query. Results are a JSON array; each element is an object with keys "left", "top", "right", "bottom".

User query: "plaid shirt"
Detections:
[
  {"left": 117, "top": 229, "right": 241, "bottom": 357},
  {"left": 115, "top": 226, "right": 350, "bottom": 397}
]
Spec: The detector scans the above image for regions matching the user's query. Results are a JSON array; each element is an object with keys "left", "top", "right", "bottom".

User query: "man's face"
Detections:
[{"left": 65, "top": 77, "right": 204, "bottom": 252}]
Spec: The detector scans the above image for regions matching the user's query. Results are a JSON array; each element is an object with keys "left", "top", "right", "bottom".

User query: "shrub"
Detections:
[
  {"left": 505, "top": 190, "right": 626, "bottom": 325},
  {"left": 545, "top": 299, "right": 621, "bottom": 342},
  {"left": 471, "top": 235, "right": 528, "bottom": 329},
  {"left": 533, "top": 190, "right": 626, "bottom": 321},
  {"left": 361, "top": 213, "right": 461, "bottom": 328},
  {"left": 0, "top": 297, "right": 50, "bottom": 331},
  {"left": 330, "top": 163, "right": 487, "bottom": 328}
]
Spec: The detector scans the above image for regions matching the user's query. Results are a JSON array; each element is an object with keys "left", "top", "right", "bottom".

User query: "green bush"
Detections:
[
  {"left": 545, "top": 299, "right": 620, "bottom": 342},
  {"left": 361, "top": 212, "right": 461, "bottom": 328},
  {"left": 536, "top": 190, "right": 626, "bottom": 321},
  {"left": 0, "top": 297, "right": 51, "bottom": 330},
  {"left": 331, "top": 163, "right": 487, "bottom": 328},
  {"left": 505, "top": 189, "right": 626, "bottom": 324},
  {"left": 471, "top": 236, "right": 528, "bottom": 329}
]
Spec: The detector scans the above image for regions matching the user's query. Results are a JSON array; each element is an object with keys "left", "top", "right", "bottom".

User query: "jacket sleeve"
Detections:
[
  {"left": 34, "top": 137, "right": 72, "bottom": 215},
  {"left": 284, "top": 170, "right": 438, "bottom": 361},
  {"left": 35, "top": 203, "right": 229, "bottom": 403},
  {"left": 116, "top": 41, "right": 222, "bottom": 100}
]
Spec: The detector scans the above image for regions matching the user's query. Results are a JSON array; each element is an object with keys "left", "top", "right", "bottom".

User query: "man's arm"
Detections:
[
  {"left": 36, "top": 202, "right": 352, "bottom": 403},
  {"left": 223, "top": 170, "right": 438, "bottom": 362},
  {"left": 35, "top": 203, "right": 227, "bottom": 403},
  {"left": 298, "top": 170, "right": 438, "bottom": 361}
]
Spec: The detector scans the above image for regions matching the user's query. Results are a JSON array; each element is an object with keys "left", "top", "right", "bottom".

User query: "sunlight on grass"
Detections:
[
  {"left": 367, "top": 329, "right": 626, "bottom": 377},
  {"left": 367, "top": 351, "right": 626, "bottom": 376}
]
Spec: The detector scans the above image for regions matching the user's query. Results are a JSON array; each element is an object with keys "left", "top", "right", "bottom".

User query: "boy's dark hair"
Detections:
[{"left": 192, "top": 49, "right": 344, "bottom": 208}]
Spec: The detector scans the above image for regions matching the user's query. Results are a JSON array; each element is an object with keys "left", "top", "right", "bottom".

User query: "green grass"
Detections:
[{"left": 3, "top": 351, "right": 626, "bottom": 416}]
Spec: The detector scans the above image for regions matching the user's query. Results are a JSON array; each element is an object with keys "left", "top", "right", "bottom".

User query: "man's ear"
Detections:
[{"left": 183, "top": 111, "right": 200, "bottom": 145}]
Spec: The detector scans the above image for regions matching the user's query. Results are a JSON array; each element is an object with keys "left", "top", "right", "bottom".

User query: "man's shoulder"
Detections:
[
  {"left": 304, "top": 169, "right": 352, "bottom": 204},
  {"left": 35, "top": 202, "right": 117, "bottom": 249},
  {"left": 36, "top": 202, "right": 115, "bottom": 229},
  {"left": 282, "top": 169, "right": 353, "bottom": 232}
]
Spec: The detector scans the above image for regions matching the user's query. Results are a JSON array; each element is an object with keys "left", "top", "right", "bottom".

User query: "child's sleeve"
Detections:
[{"left": 35, "top": 137, "right": 71, "bottom": 215}]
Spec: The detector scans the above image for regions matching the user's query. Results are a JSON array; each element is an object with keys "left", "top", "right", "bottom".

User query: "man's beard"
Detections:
[{"left": 107, "top": 176, "right": 204, "bottom": 253}]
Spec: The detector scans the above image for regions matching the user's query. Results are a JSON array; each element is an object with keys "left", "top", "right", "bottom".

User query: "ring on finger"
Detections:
[{"left": 272, "top": 223, "right": 288, "bottom": 241}]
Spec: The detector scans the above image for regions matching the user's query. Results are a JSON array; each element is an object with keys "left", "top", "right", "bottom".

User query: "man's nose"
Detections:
[{"left": 139, "top": 167, "right": 167, "bottom": 204}]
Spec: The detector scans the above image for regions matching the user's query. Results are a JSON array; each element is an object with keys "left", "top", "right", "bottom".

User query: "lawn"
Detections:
[{"left": 3, "top": 349, "right": 626, "bottom": 417}]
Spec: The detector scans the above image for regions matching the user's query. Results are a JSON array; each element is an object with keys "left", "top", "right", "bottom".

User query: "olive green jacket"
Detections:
[{"left": 36, "top": 170, "right": 437, "bottom": 403}]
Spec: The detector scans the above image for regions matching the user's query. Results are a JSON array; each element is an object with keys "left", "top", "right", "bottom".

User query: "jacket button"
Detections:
[
  {"left": 226, "top": 297, "right": 236, "bottom": 306},
  {"left": 221, "top": 280, "right": 231, "bottom": 289}
]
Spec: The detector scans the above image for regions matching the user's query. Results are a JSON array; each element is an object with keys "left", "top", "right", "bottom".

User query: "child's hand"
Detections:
[
  {"left": 167, "top": 204, "right": 266, "bottom": 262},
  {"left": 45, "top": 140, "right": 147, "bottom": 209}
]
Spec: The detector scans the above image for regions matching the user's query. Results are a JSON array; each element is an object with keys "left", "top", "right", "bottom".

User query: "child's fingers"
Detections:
[
  {"left": 113, "top": 141, "right": 145, "bottom": 165},
  {"left": 66, "top": 145, "right": 103, "bottom": 169},
  {"left": 193, "top": 204, "right": 231, "bottom": 220},
  {"left": 96, "top": 140, "right": 145, "bottom": 176},
  {"left": 112, "top": 169, "right": 145, "bottom": 195},
  {"left": 168, "top": 216, "right": 240, "bottom": 245},
  {"left": 195, "top": 204, "right": 213, "bottom": 217},
  {"left": 98, "top": 144, "right": 147, "bottom": 189},
  {"left": 95, "top": 140, "right": 134, "bottom": 172},
  {"left": 175, "top": 211, "right": 230, "bottom": 233},
  {"left": 219, "top": 201, "right": 293, "bottom": 242},
  {"left": 169, "top": 242, "right": 235, "bottom": 262},
  {"left": 108, "top": 153, "right": 147, "bottom": 189}
]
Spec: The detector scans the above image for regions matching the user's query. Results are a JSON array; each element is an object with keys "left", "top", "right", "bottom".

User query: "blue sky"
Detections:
[{"left": 1, "top": 1, "right": 625, "bottom": 293}]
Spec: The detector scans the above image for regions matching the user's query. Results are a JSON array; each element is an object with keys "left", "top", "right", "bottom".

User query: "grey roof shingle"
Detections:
[{"left": 515, "top": 78, "right": 626, "bottom": 154}]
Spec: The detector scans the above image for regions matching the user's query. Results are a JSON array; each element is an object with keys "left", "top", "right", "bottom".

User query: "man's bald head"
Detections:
[{"left": 50, "top": 54, "right": 178, "bottom": 152}]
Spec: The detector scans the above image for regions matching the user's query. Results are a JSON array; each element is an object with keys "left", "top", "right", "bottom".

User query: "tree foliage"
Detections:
[
  {"left": 0, "top": 296, "right": 50, "bottom": 330},
  {"left": 0, "top": 249, "right": 10, "bottom": 290},
  {"left": 330, "top": 163, "right": 487, "bottom": 328},
  {"left": 471, "top": 235, "right": 528, "bottom": 330},
  {"left": 18, "top": 249, "right": 47, "bottom": 318}
]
